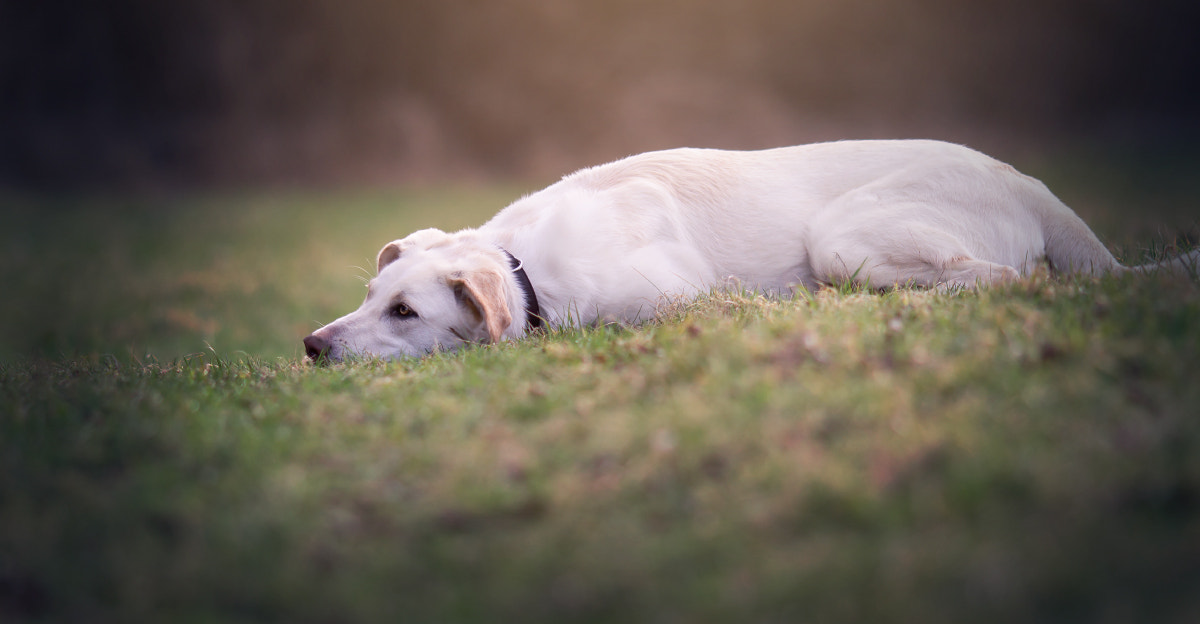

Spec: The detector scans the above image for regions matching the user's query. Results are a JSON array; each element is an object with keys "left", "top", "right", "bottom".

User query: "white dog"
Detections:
[{"left": 304, "top": 139, "right": 1197, "bottom": 361}]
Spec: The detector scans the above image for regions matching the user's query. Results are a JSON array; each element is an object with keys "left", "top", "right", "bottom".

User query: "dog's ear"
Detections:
[
  {"left": 449, "top": 270, "right": 512, "bottom": 344},
  {"left": 376, "top": 241, "right": 405, "bottom": 273},
  {"left": 377, "top": 229, "right": 452, "bottom": 274}
]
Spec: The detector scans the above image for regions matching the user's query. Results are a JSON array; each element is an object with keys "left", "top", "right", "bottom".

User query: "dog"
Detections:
[{"left": 304, "top": 139, "right": 1197, "bottom": 361}]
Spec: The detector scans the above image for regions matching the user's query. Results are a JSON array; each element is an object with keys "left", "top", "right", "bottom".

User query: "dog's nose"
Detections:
[{"left": 303, "top": 334, "right": 331, "bottom": 362}]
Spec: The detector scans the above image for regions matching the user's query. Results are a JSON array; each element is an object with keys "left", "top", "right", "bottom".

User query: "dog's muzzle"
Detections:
[{"left": 303, "top": 333, "right": 332, "bottom": 363}]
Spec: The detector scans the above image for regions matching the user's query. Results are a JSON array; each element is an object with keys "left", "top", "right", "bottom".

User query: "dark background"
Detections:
[{"left": 3, "top": 0, "right": 1199, "bottom": 191}]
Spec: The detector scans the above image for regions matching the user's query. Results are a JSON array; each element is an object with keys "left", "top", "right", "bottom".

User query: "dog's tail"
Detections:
[
  {"left": 1038, "top": 193, "right": 1198, "bottom": 278},
  {"left": 1126, "top": 248, "right": 1200, "bottom": 278}
]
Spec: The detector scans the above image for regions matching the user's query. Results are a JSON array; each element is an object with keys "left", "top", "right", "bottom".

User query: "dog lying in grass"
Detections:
[{"left": 304, "top": 139, "right": 1197, "bottom": 361}]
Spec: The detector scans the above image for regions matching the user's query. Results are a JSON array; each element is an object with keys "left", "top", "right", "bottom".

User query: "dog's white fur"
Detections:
[{"left": 305, "top": 140, "right": 1197, "bottom": 361}]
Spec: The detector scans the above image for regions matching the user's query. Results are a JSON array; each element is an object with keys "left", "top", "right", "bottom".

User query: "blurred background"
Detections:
[{"left": 3, "top": 0, "right": 1199, "bottom": 192}]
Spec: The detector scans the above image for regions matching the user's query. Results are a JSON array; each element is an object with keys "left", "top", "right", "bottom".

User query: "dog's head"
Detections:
[{"left": 303, "top": 228, "right": 525, "bottom": 362}]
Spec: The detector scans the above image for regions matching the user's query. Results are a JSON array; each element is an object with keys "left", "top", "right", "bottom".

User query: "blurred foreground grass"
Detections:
[{"left": 1, "top": 156, "right": 1199, "bottom": 623}]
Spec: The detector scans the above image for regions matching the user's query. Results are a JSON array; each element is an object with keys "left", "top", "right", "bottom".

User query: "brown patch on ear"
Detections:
[
  {"left": 376, "top": 242, "right": 403, "bottom": 273},
  {"left": 449, "top": 270, "right": 513, "bottom": 343}
]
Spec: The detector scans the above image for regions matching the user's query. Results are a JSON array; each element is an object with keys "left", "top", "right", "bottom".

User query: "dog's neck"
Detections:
[{"left": 500, "top": 249, "right": 543, "bottom": 331}]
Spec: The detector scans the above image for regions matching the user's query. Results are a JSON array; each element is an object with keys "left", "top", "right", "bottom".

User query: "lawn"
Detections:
[{"left": 2, "top": 154, "right": 1199, "bottom": 623}]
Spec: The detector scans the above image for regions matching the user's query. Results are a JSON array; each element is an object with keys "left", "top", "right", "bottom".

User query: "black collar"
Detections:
[{"left": 500, "top": 249, "right": 543, "bottom": 331}]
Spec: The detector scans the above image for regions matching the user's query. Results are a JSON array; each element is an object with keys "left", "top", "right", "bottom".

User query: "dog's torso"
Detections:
[{"left": 481, "top": 140, "right": 1075, "bottom": 325}]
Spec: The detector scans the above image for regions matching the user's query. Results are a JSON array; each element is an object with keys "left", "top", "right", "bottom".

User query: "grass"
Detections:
[{"left": 2, "top": 162, "right": 1200, "bottom": 623}]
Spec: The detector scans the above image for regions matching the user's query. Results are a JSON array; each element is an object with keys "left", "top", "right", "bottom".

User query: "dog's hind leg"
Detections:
[{"left": 809, "top": 223, "right": 1019, "bottom": 289}]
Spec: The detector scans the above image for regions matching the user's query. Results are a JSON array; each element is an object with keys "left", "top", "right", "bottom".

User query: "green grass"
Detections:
[
  {"left": 0, "top": 186, "right": 519, "bottom": 363},
  {"left": 2, "top": 167, "right": 1200, "bottom": 623}
]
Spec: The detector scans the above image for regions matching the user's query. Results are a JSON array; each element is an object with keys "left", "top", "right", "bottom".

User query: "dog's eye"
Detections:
[{"left": 389, "top": 302, "right": 417, "bottom": 319}]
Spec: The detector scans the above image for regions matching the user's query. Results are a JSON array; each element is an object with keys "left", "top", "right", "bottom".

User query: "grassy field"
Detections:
[{"left": 2, "top": 157, "right": 1200, "bottom": 623}]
